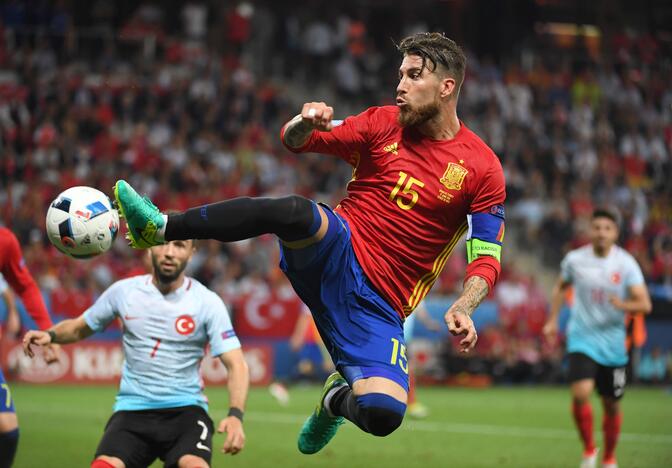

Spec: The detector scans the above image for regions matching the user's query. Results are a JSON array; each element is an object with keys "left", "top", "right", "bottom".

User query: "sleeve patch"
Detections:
[
  {"left": 221, "top": 329, "right": 237, "bottom": 340},
  {"left": 489, "top": 204, "right": 505, "bottom": 218}
]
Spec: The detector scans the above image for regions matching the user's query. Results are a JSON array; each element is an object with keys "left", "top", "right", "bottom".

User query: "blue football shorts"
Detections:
[{"left": 279, "top": 204, "right": 409, "bottom": 391}]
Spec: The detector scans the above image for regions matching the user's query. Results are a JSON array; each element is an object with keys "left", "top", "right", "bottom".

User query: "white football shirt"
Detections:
[
  {"left": 83, "top": 275, "right": 241, "bottom": 411},
  {"left": 561, "top": 244, "right": 645, "bottom": 366}
]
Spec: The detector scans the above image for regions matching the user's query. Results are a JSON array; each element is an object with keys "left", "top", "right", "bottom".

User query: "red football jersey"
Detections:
[
  {"left": 283, "top": 106, "right": 506, "bottom": 317},
  {"left": 0, "top": 227, "right": 53, "bottom": 329}
]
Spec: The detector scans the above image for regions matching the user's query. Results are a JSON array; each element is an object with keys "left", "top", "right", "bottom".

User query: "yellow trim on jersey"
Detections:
[
  {"left": 280, "top": 236, "right": 320, "bottom": 250},
  {"left": 347, "top": 150, "right": 361, "bottom": 185},
  {"left": 403, "top": 222, "right": 468, "bottom": 316}
]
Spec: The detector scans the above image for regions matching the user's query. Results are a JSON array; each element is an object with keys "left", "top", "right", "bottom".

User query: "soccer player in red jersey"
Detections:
[
  {"left": 0, "top": 227, "right": 59, "bottom": 467},
  {"left": 114, "top": 32, "right": 506, "bottom": 454}
]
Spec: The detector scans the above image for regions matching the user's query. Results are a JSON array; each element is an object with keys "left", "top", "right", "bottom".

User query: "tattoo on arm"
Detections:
[
  {"left": 453, "top": 276, "right": 489, "bottom": 316},
  {"left": 283, "top": 115, "right": 314, "bottom": 148}
]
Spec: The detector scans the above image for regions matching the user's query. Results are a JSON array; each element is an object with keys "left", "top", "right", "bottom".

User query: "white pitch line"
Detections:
[{"left": 245, "top": 412, "right": 672, "bottom": 445}]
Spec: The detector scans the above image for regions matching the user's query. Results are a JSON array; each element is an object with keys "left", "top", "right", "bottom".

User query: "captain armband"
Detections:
[
  {"left": 466, "top": 206, "right": 505, "bottom": 264},
  {"left": 467, "top": 238, "right": 502, "bottom": 263}
]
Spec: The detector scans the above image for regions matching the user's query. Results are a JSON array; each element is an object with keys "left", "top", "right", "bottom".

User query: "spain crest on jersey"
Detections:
[{"left": 440, "top": 162, "right": 468, "bottom": 190}]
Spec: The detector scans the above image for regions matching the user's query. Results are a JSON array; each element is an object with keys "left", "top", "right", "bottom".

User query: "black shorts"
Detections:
[
  {"left": 94, "top": 405, "right": 214, "bottom": 468},
  {"left": 567, "top": 352, "right": 627, "bottom": 399}
]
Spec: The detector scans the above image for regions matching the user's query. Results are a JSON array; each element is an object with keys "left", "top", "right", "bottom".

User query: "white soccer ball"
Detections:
[{"left": 46, "top": 186, "right": 120, "bottom": 259}]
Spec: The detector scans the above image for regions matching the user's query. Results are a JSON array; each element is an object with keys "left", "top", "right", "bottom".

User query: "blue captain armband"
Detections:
[{"left": 466, "top": 207, "right": 505, "bottom": 263}]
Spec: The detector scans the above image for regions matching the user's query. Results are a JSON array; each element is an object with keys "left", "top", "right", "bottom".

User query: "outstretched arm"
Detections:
[
  {"left": 216, "top": 348, "right": 249, "bottom": 455},
  {"left": 0, "top": 229, "right": 53, "bottom": 330},
  {"left": 23, "top": 315, "right": 94, "bottom": 357},
  {"left": 281, "top": 102, "right": 334, "bottom": 149},
  {"left": 444, "top": 276, "right": 489, "bottom": 353}
]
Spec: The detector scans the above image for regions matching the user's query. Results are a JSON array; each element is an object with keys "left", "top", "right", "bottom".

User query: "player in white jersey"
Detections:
[
  {"left": 403, "top": 301, "right": 441, "bottom": 418},
  {"left": 22, "top": 239, "right": 249, "bottom": 468},
  {"left": 543, "top": 208, "right": 651, "bottom": 468}
]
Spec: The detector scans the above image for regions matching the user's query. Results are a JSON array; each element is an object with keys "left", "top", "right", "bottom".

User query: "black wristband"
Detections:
[
  {"left": 227, "top": 407, "right": 244, "bottom": 422},
  {"left": 48, "top": 330, "right": 57, "bottom": 344}
]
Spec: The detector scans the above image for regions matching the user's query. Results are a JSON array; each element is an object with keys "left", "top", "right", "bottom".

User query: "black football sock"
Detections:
[
  {"left": 165, "top": 195, "right": 318, "bottom": 243},
  {"left": 0, "top": 428, "right": 19, "bottom": 468}
]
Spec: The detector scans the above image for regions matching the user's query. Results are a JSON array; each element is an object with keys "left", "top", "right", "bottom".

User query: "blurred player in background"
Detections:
[
  {"left": 114, "top": 32, "right": 506, "bottom": 454},
  {"left": 0, "top": 227, "right": 59, "bottom": 468},
  {"left": 404, "top": 301, "right": 442, "bottom": 418},
  {"left": 543, "top": 208, "right": 652, "bottom": 468},
  {"left": 268, "top": 305, "right": 334, "bottom": 406},
  {"left": 23, "top": 239, "right": 249, "bottom": 468}
]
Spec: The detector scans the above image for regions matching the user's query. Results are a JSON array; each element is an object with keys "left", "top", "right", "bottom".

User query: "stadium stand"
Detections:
[{"left": 1, "top": 0, "right": 670, "bottom": 381}]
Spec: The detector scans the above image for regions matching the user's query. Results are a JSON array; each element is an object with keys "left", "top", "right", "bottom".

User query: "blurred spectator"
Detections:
[
  {"left": 637, "top": 347, "right": 668, "bottom": 383},
  {"left": 0, "top": 1, "right": 669, "bottom": 383},
  {"left": 182, "top": 2, "right": 207, "bottom": 42}
]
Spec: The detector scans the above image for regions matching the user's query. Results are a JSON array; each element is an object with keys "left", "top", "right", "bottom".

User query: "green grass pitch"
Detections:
[{"left": 9, "top": 384, "right": 672, "bottom": 467}]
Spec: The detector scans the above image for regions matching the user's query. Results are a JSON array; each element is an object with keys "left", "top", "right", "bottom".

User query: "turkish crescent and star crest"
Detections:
[
  {"left": 611, "top": 272, "right": 622, "bottom": 285},
  {"left": 440, "top": 162, "right": 469, "bottom": 190},
  {"left": 175, "top": 314, "right": 196, "bottom": 335}
]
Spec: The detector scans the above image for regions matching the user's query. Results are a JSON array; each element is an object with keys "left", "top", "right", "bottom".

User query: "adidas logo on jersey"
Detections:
[{"left": 383, "top": 142, "right": 399, "bottom": 155}]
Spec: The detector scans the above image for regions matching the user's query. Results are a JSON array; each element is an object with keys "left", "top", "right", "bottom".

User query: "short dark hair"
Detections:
[
  {"left": 592, "top": 206, "right": 621, "bottom": 228},
  {"left": 397, "top": 32, "right": 466, "bottom": 93}
]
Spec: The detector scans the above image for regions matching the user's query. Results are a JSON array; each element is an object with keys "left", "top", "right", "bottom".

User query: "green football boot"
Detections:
[
  {"left": 297, "top": 372, "right": 347, "bottom": 454},
  {"left": 114, "top": 180, "right": 165, "bottom": 249}
]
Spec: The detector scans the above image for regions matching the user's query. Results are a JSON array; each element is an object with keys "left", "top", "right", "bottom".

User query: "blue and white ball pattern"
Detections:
[{"left": 46, "top": 186, "right": 119, "bottom": 259}]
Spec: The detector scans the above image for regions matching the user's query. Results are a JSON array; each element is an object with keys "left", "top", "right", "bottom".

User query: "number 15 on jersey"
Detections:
[{"left": 389, "top": 171, "right": 425, "bottom": 211}]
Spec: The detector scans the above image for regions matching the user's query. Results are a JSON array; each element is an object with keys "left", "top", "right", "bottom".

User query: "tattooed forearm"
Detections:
[
  {"left": 283, "top": 114, "right": 315, "bottom": 148},
  {"left": 452, "top": 276, "right": 489, "bottom": 316}
]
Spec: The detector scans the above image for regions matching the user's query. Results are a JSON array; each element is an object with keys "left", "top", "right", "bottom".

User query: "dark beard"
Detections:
[
  {"left": 152, "top": 257, "right": 188, "bottom": 284},
  {"left": 397, "top": 101, "right": 440, "bottom": 127}
]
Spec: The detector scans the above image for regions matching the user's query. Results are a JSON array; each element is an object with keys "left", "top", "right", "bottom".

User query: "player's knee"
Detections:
[
  {"left": 273, "top": 195, "right": 314, "bottom": 225},
  {"left": 356, "top": 393, "right": 406, "bottom": 437},
  {"left": 264, "top": 195, "right": 317, "bottom": 239},
  {"left": 177, "top": 454, "right": 209, "bottom": 468},
  {"left": 572, "top": 395, "right": 590, "bottom": 406},
  {"left": 601, "top": 398, "right": 620, "bottom": 415},
  {"left": 91, "top": 457, "right": 123, "bottom": 468},
  {"left": 361, "top": 406, "right": 404, "bottom": 436}
]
